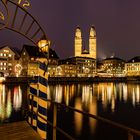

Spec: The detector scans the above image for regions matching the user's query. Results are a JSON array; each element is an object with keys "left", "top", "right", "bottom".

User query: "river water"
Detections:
[
  {"left": 47, "top": 82, "right": 140, "bottom": 140},
  {"left": 0, "top": 82, "right": 140, "bottom": 140}
]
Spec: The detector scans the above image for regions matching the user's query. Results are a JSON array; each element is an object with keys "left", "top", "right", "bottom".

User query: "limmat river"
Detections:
[
  {"left": 47, "top": 82, "right": 140, "bottom": 140},
  {"left": 0, "top": 83, "right": 28, "bottom": 123},
  {"left": 0, "top": 82, "right": 140, "bottom": 140}
]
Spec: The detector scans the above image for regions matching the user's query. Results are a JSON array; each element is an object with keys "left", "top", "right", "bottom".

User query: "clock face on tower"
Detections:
[{"left": 0, "top": 0, "right": 9, "bottom": 30}]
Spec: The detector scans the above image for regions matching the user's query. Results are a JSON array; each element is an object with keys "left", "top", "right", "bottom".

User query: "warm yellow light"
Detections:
[
  {"left": 0, "top": 11, "right": 4, "bottom": 21},
  {"left": 38, "top": 39, "right": 50, "bottom": 53}
]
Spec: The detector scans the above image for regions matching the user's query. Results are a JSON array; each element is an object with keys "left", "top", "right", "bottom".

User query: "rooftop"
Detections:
[
  {"left": 127, "top": 56, "right": 140, "bottom": 63},
  {"left": 22, "top": 45, "right": 59, "bottom": 59}
]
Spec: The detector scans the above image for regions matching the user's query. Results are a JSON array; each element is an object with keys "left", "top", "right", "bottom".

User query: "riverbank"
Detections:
[
  {"left": 48, "top": 77, "right": 127, "bottom": 83},
  {"left": 3, "top": 76, "right": 140, "bottom": 84}
]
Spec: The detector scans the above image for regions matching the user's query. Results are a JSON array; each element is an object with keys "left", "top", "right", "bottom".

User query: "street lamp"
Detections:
[
  {"left": 38, "top": 39, "right": 50, "bottom": 53},
  {"left": 37, "top": 39, "right": 50, "bottom": 76}
]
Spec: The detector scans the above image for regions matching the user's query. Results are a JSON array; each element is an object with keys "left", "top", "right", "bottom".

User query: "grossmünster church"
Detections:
[{"left": 74, "top": 26, "right": 96, "bottom": 59}]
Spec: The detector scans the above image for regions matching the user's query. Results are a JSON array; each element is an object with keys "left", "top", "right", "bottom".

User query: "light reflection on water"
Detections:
[
  {"left": 0, "top": 82, "right": 140, "bottom": 139},
  {"left": 48, "top": 82, "right": 140, "bottom": 137},
  {"left": 48, "top": 83, "right": 140, "bottom": 111},
  {"left": 0, "top": 84, "right": 23, "bottom": 122}
]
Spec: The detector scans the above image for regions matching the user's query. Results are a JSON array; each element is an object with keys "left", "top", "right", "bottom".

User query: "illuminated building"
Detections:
[
  {"left": 48, "top": 49, "right": 59, "bottom": 77},
  {"left": 55, "top": 64, "right": 77, "bottom": 77},
  {"left": 89, "top": 26, "right": 96, "bottom": 59},
  {"left": 74, "top": 26, "right": 82, "bottom": 57},
  {"left": 0, "top": 45, "right": 20, "bottom": 77},
  {"left": 59, "top": 57, "right": 96, "bottom": 77},
  {"left": 98, "top": 56, "right": 125, "bottom": 77},
  {"left": 74, "top": 26, "right": 96, "bottom": 59},
  {"left": 20, "top": 45, "right": 59, "bottom": 77},
  {"left": 125, "top": 56, "right": 140, "bottom": 76}
]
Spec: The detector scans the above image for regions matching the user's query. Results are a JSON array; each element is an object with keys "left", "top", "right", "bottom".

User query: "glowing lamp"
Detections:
[{"left": 38, "top": 39, "right": 50, "bottom": 53}]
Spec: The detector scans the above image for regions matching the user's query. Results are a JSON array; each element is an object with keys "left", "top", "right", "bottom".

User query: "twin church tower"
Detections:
[{"left": 74, "top": 26, "right": 96, "bottom": 59}]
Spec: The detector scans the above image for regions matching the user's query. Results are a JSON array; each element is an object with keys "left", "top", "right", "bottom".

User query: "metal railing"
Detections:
[{"left": 28, "top": 92, "right": 140, "bottom": 140}]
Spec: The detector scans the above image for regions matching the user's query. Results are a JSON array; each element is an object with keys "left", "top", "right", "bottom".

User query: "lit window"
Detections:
[
  {"left": 4, "top": 63, "right": 6, "bottom": 66},
  {"left": 0, "top": 53, "right": 3, "bottom": 56},
  {"left": 1, "top": 63, "right": 3, "bottom": 65},
  {"left": 9, "top": 54, "right": 12, "bottom": 57},
  {"left": 23, "top": 52, "right": 26, "bottom": 55},
  {"left": 9, "top": 68, "right": 12, "bottom": 71},
  {"left": 4, "top": 50, "right": 9, "bottom": 53},
  {"left": 0, "top": 68, "right": 2, "bottom": 70},
  {"left": 4, "top": 67, "right": 6, "bottom": 70},
  {"left": 4, "top": 54, "right": 6, "bottom": 57},
  {"left": 8, "top": 63, "right": 12, "bottom": 66}
]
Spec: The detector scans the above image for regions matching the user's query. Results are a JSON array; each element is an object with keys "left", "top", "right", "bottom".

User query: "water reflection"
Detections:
[
  {"left": 74, "top": 98, "right": 83, "bottom": 135},
  {"left": 48, "top": 83, "right": 140, "bottom": 110},
  {"left": 13, "top": 86, "right": 22, "bottom": 111},
  {"left": 0, "top": 84, "right": 23, "bottom": 122},
  {"left": 48, "top": 82, "right": 140, "bottom": 137}
]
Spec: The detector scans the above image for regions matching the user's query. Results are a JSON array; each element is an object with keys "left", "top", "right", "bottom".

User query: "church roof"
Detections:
[
  {"left": 127, "top": 56, "right": 140, "bottom": 63},
  {"left": 103, "top": 56, "right": 125, "bottom": 61}
]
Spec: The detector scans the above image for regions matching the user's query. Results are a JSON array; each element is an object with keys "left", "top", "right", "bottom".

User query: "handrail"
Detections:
[
  {"left": 28, "top": 92, "right": 140, "bottom": 140},
  {"left": 28, "top": 110, "right": 75, "bottom": 140}
]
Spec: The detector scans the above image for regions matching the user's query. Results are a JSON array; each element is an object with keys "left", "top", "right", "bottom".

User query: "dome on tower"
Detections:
[
  {"left": 75, "top": 26, "right": 82, "bottom": 38},
  {"left": 90, "top": 26, "right": 96, "bottom": 37}
]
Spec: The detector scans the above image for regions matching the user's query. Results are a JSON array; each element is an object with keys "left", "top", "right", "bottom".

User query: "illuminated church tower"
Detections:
[
  {"left": 74, "top": 26, "right": 96, "bottom": 59},
  {"left": 89, "top": 26, "right": 96, "bottom": 59},
  {"left": 74, "top": 26, "right": 82, "bottom": 57}
]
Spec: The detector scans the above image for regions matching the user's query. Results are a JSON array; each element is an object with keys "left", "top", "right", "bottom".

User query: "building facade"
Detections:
[
  {"left": 55, "top": 64, "right": 76, "bottom": 77},
  {"left": 98, "top": 56, "right": 125, "bottom": 77},
  {"left": 0, "top": 46, "right": 20, "bottom": 77},
  {"left": 59, "top": 57, "right": 96, "bottom": 77},
  {"left": 125, "top": 56, "right": 140, "bottom": 76}
]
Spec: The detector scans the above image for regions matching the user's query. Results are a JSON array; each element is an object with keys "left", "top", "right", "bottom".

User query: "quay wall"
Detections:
[{"left": 3, "top": 76, "right": 140, "bottom": 84}]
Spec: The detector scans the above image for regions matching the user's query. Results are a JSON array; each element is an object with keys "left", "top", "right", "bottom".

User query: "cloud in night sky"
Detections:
[{"left": 0, "top": 0, "right": 140, "bottom": 60}]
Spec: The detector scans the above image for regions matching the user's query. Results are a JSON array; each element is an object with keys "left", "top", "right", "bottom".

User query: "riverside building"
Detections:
[
  {"left": 98, "top": 56, "right": 125, "bottom": 77},
  {"left": 125, "top": 56, "right": 140, "bottom": 76},
  {"left": 0, "top": 45, "right": 20, "bottom": 77}
]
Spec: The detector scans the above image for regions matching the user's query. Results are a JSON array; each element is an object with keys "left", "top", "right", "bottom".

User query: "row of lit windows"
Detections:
[
  {"left": 0, "top": 63, "right": 12, "bottom": 66},
  {"left": 0, "top": 53, "right": 12, "bottom": 57},
  {"left": 104, "top": 66, "right": 123, "bottom": 69},
  {"left": 104, "top": 63, "right": 122, "bottom": 66},
  {"left": 127, "top": 67, "right": 140, "bottom": 71},
  {"left": 127, "top": 63, "right": 140, "bottom": 66},
  {"left": 0, "top": 62, "right": 7, "bottom": 66},
  {"left": 64, "top": 66, "right": 76, "bottom": 69},
  {"left": 106, "top": 68, "right": 123, "bottom": 71},
  {"left": 64, "top": 70, "right": 76, "bottom": 73},
  {"left": 0, "top": 67, "right": 12, "bottom": 70},
  {"left": 0, "top": 67, "right": 7, "bottom": 70}
]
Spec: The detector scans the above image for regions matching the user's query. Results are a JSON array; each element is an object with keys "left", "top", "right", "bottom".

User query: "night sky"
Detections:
[{"left": 1, "top": 0, "right": 140, "bottom": 60}]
